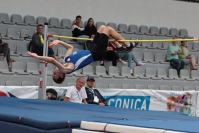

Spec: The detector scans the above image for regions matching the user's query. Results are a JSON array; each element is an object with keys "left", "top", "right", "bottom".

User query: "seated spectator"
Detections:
[
  {"left": 101, "top": 42, "right": 127, "bottom": 66},
  {"left": 72, "top": 15, "right": 85, "bottom": 37},
  {"left": 0, "top": 38, "right": 13, "bottom": 71},
  {"left": 84, "top": 18, "right": 97, "bottom": 38},
  {"left": 116, "top": 41, "right": 143, "bottom": 74},
  {"left": 167, "top": 39, "right": 185, "bottom": 76},
  {"left": 46, "top": 88, "right": 58, "bottom": 100},
  {"left": 64, "top": 77, "right": 87, "bottom": 104},
  {"left": 29, "top": 24, "right": 54, "bottom": 57},
  {"left": 85, "top": 76, "right": 106, "bottom": 106},
  {"left": 178, "top": 41, "right": 197, "bottom": 70}
]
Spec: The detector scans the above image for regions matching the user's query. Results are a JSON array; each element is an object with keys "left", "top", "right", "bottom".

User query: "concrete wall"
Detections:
[{"left": 0, "top": 0, "right": 199, "bottom": 36}]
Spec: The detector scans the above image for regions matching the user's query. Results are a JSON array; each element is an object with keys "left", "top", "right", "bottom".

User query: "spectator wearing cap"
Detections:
[{"left": 85, "top": 76, "right": 106, "bottom": 106}]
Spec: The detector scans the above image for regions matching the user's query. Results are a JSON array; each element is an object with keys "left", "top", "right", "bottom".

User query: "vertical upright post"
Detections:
[{"left": 38, "top": 23, "right": 48, "bottom": 100}]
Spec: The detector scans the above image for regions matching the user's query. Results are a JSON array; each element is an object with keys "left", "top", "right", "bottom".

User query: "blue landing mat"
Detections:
[{"left": 0, "top": 97, "right": 198, "bottom": 133}]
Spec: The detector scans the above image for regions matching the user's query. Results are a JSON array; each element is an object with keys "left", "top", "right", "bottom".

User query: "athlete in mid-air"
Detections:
[{"left": 28, "top": 25, "right": 134, "bottom": 84}]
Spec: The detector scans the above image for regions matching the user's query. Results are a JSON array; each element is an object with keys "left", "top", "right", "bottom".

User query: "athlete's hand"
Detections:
[
  {"left": 27, "top": 51, "right": 39, "bottom": 58},
  {"left": 49, "top": 40, "right": 61, "bottom": 47}
]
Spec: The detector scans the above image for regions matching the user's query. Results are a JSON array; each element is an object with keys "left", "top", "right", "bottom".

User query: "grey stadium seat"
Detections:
[
  {"left": 108, "top": 66, "right": 122, "bottom": 78},
  {"left": 21, "top": 81, "right": 36, "bottom": 86},
  {"left": 49, "top": 17, "right": 60, "bottom": 28},
  {"left": 118, "top": 23, "right": 128, "bottom": 33},
  {"left": 107, "top": 22, "right": 117, "bottom": 30},
  {"left": 128, "top": 24, "right": 138, "bottom": 34},
  {"left": 0, "top": 26, "right": 8, "bottom": 38},
  {"left": 168, "top": 68, "right": 179, "bottom": 79},
  {"left": 145, "top": 66, "right": 157, "bottom": 79},
  {"left": 17, "top": 41, "right": 29, "bottom": 56},
  {"left": 95, "top": 65, "right": 111, "bottom": 78},
  {"left": 133, "top": 66, "right": 147, "bottom": 79},
  {"left": 108, "top": 79, "right": 122, "bottom": 88},
  {"left": 12, "top": 61, "right": 27, "bottom": 75},
  {"left": 0, "top": 13, "right": 11, "bottom": 24},
  {"left": 82, "top": 65, "right": 95, "bottom": 76},
  {"left": 169, "top": 28, "right": 179, "bottom": 37},
  {"left": 183, "top": 85, "right": 195, "bottom": 91},
  {"left": 10, "top": 14, "right": 25, "bottom": 25},
  {"left": 179, "top": 69, "right": 190, "bottom": 80},
  {"left": 159, "top": 85, "right": 171, "bottom": 90},
  {"left": 24, "top": 15, "right": 36, "bottom": 26},
  {"left": 37, "top": 16, "right": 47, "bottom": 25},
  {"left": 149, "top": 26, "right": 159, "bottom": 35},
  {"left": 154, "top": 52, "right": 167, "bottom": 63},
  {"left": 5, "top": 81, "right": 21, "bottom": 86},
  {"left": 120, "top": 66, "right": 133, "bottom": 78},
  {"left": 60, "top": 18, "right": 72, "bottom": 29},
  {"left": 27, "top": 62, "right": 39, "bottom": 75},
  {"left": 143, "top": 51, "right": 154, "bottom": 63},
  {"left": 96, "top": 21, "right": 106, "bottom": 29},
  {"left": 0, "top": 61, "right": 14, "bottom": 74},
  {"left": 6, "top": 27, "right": 21, "bottom": 40},
  {"left": 179, "top": 29, "right": 188, "bottom": 37},
  {"left": 159, "top": 27, "right": 169, "bottom": 36},
  {"left": 157, "top": 67, "right": 169, "bottom": 79},
  {"left": 191, "top": 70, "right": 199, "bottom": 80},
  {"left": 139, "top": 25, "right": 149, "bottom": 35}
]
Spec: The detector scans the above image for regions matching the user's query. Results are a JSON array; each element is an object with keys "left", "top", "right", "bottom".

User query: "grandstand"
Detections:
[{"left": 0, "top": 0, "right": 199, "bottom": 132}]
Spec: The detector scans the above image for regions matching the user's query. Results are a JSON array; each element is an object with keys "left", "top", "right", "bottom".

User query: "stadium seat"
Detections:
[
  {"left": 108, "top": 79, "right": 122, "bottom": 88},
  {"left": 139, "top": 25, "right": 149, "bottom": 35},
  {"left": 5, "top": 80, "right": 21, "bottom": 86},
  {"left": 0, "top": 61, "right": 14, "bottom": 74},
  {"left": 168, "top": 68, "right": 179, "bottom": 79},
  {"left": 0, "top": 26, "right": 8, "bottom": 39},
  {"left": 179, "top": 69, "right": 190, "bottom": 80},
  {"left": 17, "top": 41, "right": 29, "bottom": 56},
  {"left": 5, "top": 40, "right": 18, "bottom": 56},
  {"left": 60, "top": 18, "right": 72, "bottom": 29},
  {"left": 6, "top": 27, "right": 21, "bottom": 40},
  {"left": 107, "top": 22, "right": 117, "bottom": 30},
  {"left": 159, "top": 27, "right": 169, "bottom": 36},
  {"left": 145, "top": 66, "right": 157, "bottom": 79},
  {"left": 169, "top": 28, "right": 179, "bottom": 37},
  {"left": 128, "top": 24, "right": 138, "bottom": 34},
  {"left": 24, "top": 15, "right": 36, "bottom": 26},
  {"left": 49, "top": 17, "right": 60, "bottom": 28},
  {"left": 95, "top": 78, "right": 109, "bottom": 89},
  {"left": 147, "top": 84, "right": 160, "bottom": 90},
  {"left": 133, "top": 66, "right": 147, "bottom": 79},
  {"left": 96, "top": 21, "right": 106, "bottom": 29},
  {"left": 27, "top": 62, "right": 39, "bottom": 75},
  {"left": 191, "top": 70, "right": 199, "bottom": 80},
  {"left": 12, "top": 61, "right": 27, "bottom": 75},
  {"left": 171, "top": 85, "right": 183, "bottom": 91},
  {"left": 57, "top": 46, "right": 66, "bottom": 58},
  {"left": 157, "top": 67, "right": 169, "bottom": 79},
  {"left": 108, "top": 66, "right": 123, "bottom": 78},
  {"left": 149, "top": 26, "right": 159, "bottom": 35},
  {"left": 120, "top": 66, "right": 133, "bottom": 78},
  {"left": 82, "top": 65, "right": 95, "bottom": 76},
  {"left": 36, "top": 16, "right": 47, "bottom": 25},
  {"left": 135, "top": 84, "right": 147, "bottom": 89},
  {"left": 183, "top": 85, "right": 195, "bottom": 91},
  {"left": 21, "top": 81, "right": 36, "bottom": 86},
  {"left": 10, "top": 14, "right": 25, "bottom": 25},
  {"left": 192, "top": 42, "right": 199, "bottom": 51},
  {"left": 0, "top": 13, "right": 11, "bottom": 24},
  {"left": 179, "top": 29, "right": 188, "bottom": 37},
  {"left": 143, "top": 51, "right": 154, "bottom": 63},
  {"left": 118, "top": 23, "right": 128, "bottom": 33},
  {"left": 159, "top": 85, "right": 171, "bottom": 90},
  {"left": 96, "top": 65, "right": 111, "bottom": 78}
]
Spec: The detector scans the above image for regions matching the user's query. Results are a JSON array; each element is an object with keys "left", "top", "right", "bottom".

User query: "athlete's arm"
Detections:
[
  {"left": 49, "top": 40, "right": 74, "bottom": 57},
  {"left": 27, "top": 51, "right": 73, "bottom": 73}
]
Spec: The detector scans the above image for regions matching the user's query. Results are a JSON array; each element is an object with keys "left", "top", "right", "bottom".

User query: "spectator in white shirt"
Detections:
[
  {"left": 64, "top": 77, "right": 87, "bottom": 104},
  {"left": 72, "top": 15, "right": 85, "bottom": 37}
]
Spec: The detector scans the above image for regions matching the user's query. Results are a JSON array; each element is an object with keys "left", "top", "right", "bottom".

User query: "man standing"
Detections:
[
  {"left": 85, "top": 76, "right": 106, "bottom": 106},
  {"left": 64, "top": 77, "right": 87, "bottom": 104},
  {"left": 29, "top": 24, "right": 54, "bottom": 57}
]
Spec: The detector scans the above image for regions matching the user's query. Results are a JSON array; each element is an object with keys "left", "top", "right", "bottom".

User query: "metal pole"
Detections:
[{"left": 38, "top": 23, "right": 48, "bottom": 100}]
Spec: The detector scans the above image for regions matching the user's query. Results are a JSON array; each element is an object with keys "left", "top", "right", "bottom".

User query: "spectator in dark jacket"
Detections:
[
  {"left": 85, "top": 76, "right": 106, "bottom": 106},
  {"left": 29, "top": 24, "right": 54, "bottom": 57},
  {"left": 84, "top": 18, "right": 97, "bottom": 38}
]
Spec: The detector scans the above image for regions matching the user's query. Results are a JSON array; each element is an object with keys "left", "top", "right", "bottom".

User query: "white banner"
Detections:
[{"left": 0, "top": 86, "right": 198, "bottom": 117}]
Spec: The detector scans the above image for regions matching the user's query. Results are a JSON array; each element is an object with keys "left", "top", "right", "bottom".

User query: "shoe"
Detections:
[{"left": 136, "top": 61, "right": 145, "bottom": 66}]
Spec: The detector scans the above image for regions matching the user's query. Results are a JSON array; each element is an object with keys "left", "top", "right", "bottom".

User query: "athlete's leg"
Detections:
[{"left": 97, "top": 25, "right": 129, "bottom": 46}]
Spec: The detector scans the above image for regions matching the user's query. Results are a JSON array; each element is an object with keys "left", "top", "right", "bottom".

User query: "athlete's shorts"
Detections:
[{"left": 91, "top": 32, "right": 109, "bottom": 61}]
